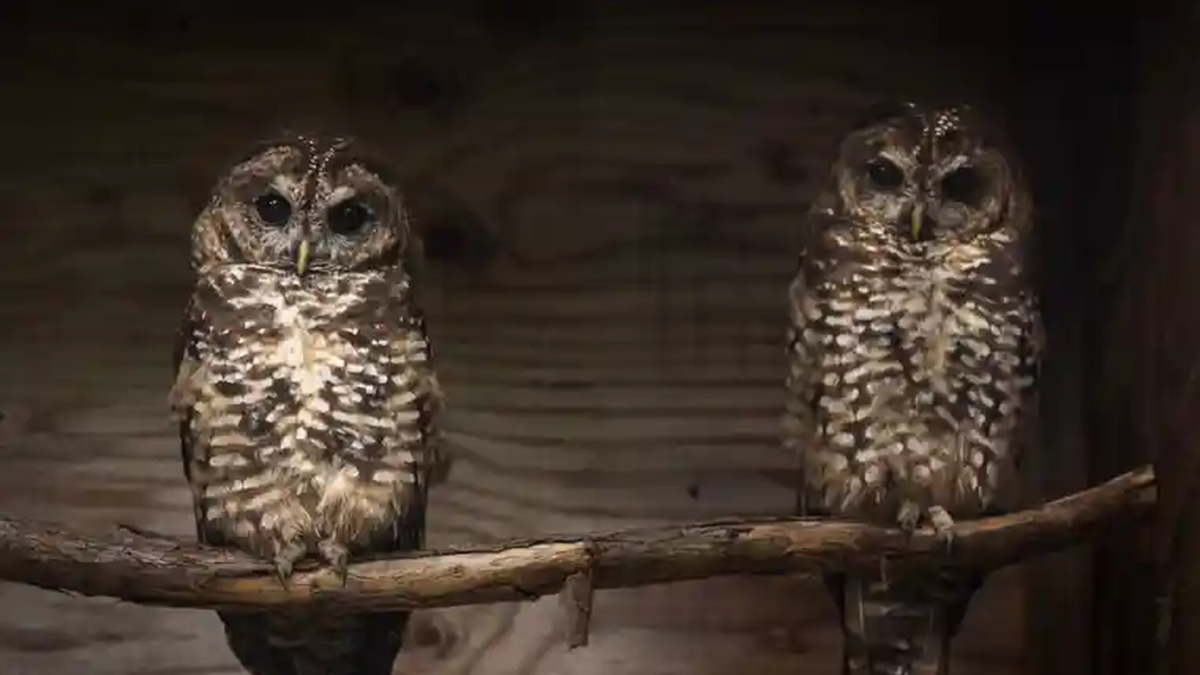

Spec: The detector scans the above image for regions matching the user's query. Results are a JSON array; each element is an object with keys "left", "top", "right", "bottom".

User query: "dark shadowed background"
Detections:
[{"left": 0, "top": 1, "right": 1178, "bottom": 674}]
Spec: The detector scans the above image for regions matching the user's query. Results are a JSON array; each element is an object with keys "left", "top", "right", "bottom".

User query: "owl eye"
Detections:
[
  {"left": 941, "top": 167, "right": 984, "bottom": 205},
  {"left": 327, "top": 199, "right": 373, "bottom": 235},
  {"left": 866, "top": 159, "right": 904, "bottom": 190},
  {"left": 253, "top": 192, "right": 292, "bottom": 227}
]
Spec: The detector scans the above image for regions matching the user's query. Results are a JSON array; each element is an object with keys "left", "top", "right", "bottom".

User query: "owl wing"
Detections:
[
  {"left": 784, "top": 200, "right": 847, "bottom": 517},
  {"left": 357, "top": 294, "right": 447, "bottom": 557},
  {"left": 406, "top": 308, "right": 449, "bottom": 486},
  {"left": 1005, "top": 287, "right": 1044, "bottom": 508},
  {"left": 168, "top": 291, "right": 216, "bottom": 544}
]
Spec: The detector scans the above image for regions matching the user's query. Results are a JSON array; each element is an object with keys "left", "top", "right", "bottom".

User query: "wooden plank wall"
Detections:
[
  {"left": 0, "top": 2, "right": 1080, "bottom": 673},
  {"left": 1092, "top": 2, "right": 1200, "bottom": 674},
  {"left": 980, "top": 5, "right": 1144, "bottom": 675}
]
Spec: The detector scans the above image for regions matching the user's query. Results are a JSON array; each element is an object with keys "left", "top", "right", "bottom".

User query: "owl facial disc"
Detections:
[{"left": 834, "top": 101, "right": 1025, "bottom": 247}]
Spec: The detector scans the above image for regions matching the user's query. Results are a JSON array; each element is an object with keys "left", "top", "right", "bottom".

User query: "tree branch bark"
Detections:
[{"left": 0, "top": 465, "right": 1155, "bottom": 613}]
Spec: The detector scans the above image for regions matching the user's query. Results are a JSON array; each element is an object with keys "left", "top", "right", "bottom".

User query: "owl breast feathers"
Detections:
[
  {"left": 170, "top": 132, "right": 444, "bottom": 579},
  {"left": 783, "top": 101, "right": 1043, "bottom": 528}
]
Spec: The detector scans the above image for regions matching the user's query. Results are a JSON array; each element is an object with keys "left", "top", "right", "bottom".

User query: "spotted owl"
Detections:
[
  {"left": 169, "top": 132, "right": 445, "bottom": 675},
  {"left": 782, "top": 101, "right": 1042, "bottom": 674}
]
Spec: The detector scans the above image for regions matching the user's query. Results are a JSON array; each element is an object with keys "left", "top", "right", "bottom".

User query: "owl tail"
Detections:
[
  {"left": 220, "top": 609, "right": 411, "bottom": 675},
  {"left": 831, "top": 564, "right": 982, "bottom": 675}
]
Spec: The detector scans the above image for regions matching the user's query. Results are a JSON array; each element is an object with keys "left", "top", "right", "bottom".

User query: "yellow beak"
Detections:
[
  {"left": 911, "top": 203, "right": 925, "bottom": 241},
  {"left": 295, "top": 239, "right": 311, "bottom": 276}
]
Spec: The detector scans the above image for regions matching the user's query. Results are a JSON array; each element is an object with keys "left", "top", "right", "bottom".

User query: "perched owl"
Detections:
[
  {"left": 169, "top": 132, "right": 445, "bottom": 675},
  {"left": 782, "top": 101, "right": 1042, "bottom": 674}
]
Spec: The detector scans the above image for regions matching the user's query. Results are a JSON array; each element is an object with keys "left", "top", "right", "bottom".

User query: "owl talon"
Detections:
[
  {"left": 272, "top": 541, "right": 309, "bottom": 586},
  {"left": 273, "top": 557, "right": 294, "bottom": 586},
  {"left": 319, "top": 539, "right": 350, "bottom": 585},
  {"left": 938, "top": 529, "right": 955, "bottom": 555},
  {"left": 928, "top": 506, "right": 956, "bottom": 554},
  {"left": 896, "top": 501, "right": 922, "bottom": 534}
]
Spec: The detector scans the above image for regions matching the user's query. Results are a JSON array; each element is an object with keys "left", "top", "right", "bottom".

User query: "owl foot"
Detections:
[
  {"left": 896, "top": 500, "right": 922, "bottom": 534},
  {"left": 318, "top": 538, "right": 350, "bottom": 585},
  {"left": 928, "top": 505, "right": 955, "bottom": 554},
  {"left": 272, "top": 541, "right": 308, "bottom": 587}
]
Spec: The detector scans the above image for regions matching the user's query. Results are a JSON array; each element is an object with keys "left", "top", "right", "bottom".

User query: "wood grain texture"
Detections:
[
  {"left": 0, "top": 466, "right": 1153, "bottom": 615},
  {"left": 1092, "top": 3, "right": 1200, "bottom": 674},
  {"left": 0, "top": 1, "right": 1031, "bottom": 673}
]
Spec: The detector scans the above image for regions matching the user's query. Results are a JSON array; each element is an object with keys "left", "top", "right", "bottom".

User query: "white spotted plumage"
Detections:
[
  {"left": 177, "top": 266, "right": 438, "bottom": 557},
  {"left": 787, "top": 228, "right": 1037, "bottom": 517}
]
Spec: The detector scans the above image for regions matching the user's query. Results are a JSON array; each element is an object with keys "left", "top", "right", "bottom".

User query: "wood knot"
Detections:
[
  {"left": 386, "top": 61, "right": 469, "bottom": 114},
  {"left": 407, "top": 611, "right": 460, "bottom": 659},
  {"left": 414, "top": 207, "right": 499, "bottom": 270}
]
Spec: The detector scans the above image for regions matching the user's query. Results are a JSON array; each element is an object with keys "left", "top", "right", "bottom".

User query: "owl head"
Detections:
[
  {"left": 826, "top": 100, "right": 1030, "bottom": 246},
  {"left": 191, "top": 132, "right": 412, "bottom": 275}
]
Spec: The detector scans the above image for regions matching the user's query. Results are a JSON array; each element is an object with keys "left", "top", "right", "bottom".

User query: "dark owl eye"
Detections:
[
  {"left": 253, "top": 191, "right": 292, "bottom": 226},
  {"left": 327, "top": 199, "right": 373, "bottom": 235},
  {"left": 866, "top": 159, "right": 904, "bottom": 190},
  {"left": 941, "top": 167, "right": 985, "bottom": 205}
]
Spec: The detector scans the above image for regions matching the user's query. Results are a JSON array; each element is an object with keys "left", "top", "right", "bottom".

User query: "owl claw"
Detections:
[
  {"left": 273, "top": 558, "right": 293, "bottom": 586},
  {"left": 272, "top": 541, "right": 308, "bottom": 587},
  {"left": 928, "top": 506, "right": 956, "bottom": 554},
  {"left": 318, "top": 539, "right": 350, "bottom": 586},
  {"left": 896, "top": 500, "right": 922, "bottom": 534}
]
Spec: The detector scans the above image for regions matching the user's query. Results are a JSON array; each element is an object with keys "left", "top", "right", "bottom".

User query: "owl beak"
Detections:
[
  {"left": 910, "top": 203, "right": 925, "bottom": 241},
  {"left": 294, "top": 238, "right": 311, "bottom": 276}
]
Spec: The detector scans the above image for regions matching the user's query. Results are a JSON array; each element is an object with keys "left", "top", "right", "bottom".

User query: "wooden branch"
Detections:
[{"left": 0, "top": 465, "right": 1155, "bottom": 613}]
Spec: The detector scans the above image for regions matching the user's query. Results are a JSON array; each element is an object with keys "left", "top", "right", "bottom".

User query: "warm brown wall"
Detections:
[
  {"left": 992, "top": 6, "right": 1150, "bottom": 675},
  {"left": 0, "top": 2, "right": 1096, "bottom": 673},
  {"left": 1094, "top": 2, "right": 1200, "bottom": 674}
]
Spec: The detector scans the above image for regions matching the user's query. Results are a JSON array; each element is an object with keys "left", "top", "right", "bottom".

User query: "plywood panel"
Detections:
[{"left": 0, "top": 2, "right": 1028, "bottom": 673}]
